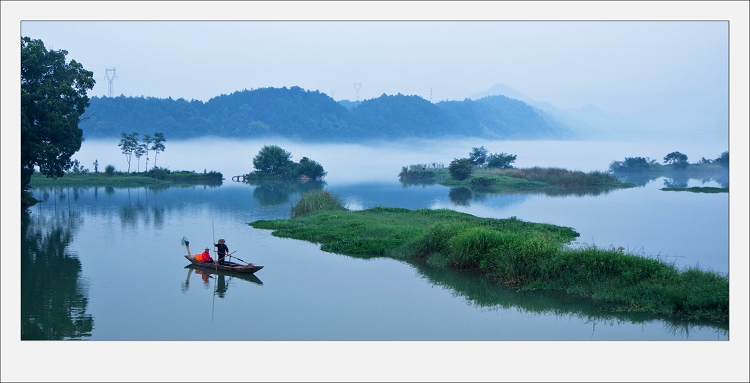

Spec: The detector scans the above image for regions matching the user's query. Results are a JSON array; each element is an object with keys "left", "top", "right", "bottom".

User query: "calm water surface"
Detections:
[{"left": 21, "top": 139, "right": 729, "bottom": 340}]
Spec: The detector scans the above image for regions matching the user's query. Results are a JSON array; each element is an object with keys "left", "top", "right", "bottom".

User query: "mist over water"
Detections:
[{"left": 74, "top": 137, "right": 729, "bottom": 184}]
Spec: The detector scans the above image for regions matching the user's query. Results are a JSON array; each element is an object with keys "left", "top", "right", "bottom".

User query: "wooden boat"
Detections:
[{"left": 184, "top": 255, "right": 263, "bottom": 274}]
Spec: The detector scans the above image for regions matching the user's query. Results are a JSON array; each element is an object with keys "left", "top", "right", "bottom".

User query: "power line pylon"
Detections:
[
  {"left": 354, "top": 83, "right": 361, "bottom": 102},
  {"left": 104, "top": 68, "right": 117, "bottom": 98}
]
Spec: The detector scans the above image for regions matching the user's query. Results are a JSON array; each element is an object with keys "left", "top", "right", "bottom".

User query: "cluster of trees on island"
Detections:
[{"left": 245, "top": 145, "right": 327, "bottom": 181}]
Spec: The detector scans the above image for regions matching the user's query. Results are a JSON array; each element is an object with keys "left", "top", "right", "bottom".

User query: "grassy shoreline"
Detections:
[
  {"left": 250, "top": 191, "right": 728, "bottom": 323},
  {"left": 661, "top": 186, "right": 728, "bottom": 193},
  {"left": 400, "top": 166, "right": 635, "bottom": 193},
  {"left": 28, "top": 169, "right": 223, "bottom": 188}
]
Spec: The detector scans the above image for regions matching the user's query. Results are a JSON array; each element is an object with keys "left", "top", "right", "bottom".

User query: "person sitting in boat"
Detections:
[
  {"left": 214, "top": 239, "right": 229, "bottom": 265},
  {"left": 199, "top": 247, "right": 213, "bottom": 263}
]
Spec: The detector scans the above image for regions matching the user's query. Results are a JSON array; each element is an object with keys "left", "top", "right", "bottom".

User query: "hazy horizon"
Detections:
[{"left": 19, "top": 19, "right": 729, "bottom": 141}]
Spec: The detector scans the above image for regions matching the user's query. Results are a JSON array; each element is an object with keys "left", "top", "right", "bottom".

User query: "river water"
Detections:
[{"left": 19, "top": 138, "right": 731, "bottom": 343}]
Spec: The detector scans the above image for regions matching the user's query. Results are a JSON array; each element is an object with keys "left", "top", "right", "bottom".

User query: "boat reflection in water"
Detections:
[{"left": 181, "top": 264, "right": 263, "bottom": 298}]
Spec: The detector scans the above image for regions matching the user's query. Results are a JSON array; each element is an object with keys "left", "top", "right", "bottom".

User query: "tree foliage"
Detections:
[
  {"left": 487, "top": 152, "right": 517, "bottom": 169},
  {"left": 449, "top": 158, "right": 474, "bottom": 181},
  {"left": 118, "top": 131, "right": 139, "bottom": 173},
  {"left": 468, "top": 146, "right": 488, "bottom": 167},
  {"left": 21, "top": 37, "right": 95, "bottom": 207},
  {"left": 250, "top": 145, "right": 327, "bottom": 180},
  {"left": 715, "top": 151, "right": 729, "bottom": 168},
  {"left": 663, "top": 151, "right": 689, "bottom": 168},
  {"left": 150, "top": 132, "right": 166, "bottom": 168}
]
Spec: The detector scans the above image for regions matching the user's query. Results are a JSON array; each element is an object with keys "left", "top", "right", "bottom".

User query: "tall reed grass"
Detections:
[{"left": 290, "top": 190, "right": 347, "bottom": 217}]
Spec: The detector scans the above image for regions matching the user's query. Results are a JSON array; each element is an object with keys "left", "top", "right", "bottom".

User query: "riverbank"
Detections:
[
  {"left": 250, "top": 190, "right": 728, "bottom": 323},
  {"left": 661, "top": 186, "right": 728, "bottom": 193},
  {"left": 28, "top": 168, "right": 223, "bottom": 188}
]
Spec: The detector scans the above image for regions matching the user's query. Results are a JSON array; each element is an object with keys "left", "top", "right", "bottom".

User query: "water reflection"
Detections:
[
  {"left": 612, "top": 168, "right": 728, "bottom": 188},
  {"left": 181, "top": 264, "right": 263, "bottom": 298},
  {"left": 248, "top": 180, "right": 325, "bottom": 207},
  {"left": 407, "top": 258, "right": 728, "bottom": 337},
  {"left": 21, "top": 211, "right": 94, "bottom": 340}
]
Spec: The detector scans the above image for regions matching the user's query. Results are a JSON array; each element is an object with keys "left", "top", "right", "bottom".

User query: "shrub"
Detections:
[
  {"left": 291, "top": 190, "right": 347, "bottom": 217},
  {"left": 449, "top": 158, "right": 473, "bottom": 180},
  {"left": 104, "top": 164, "right": 116, "bottom": 176},
  {"left": 470, "top": 176, "right": 496, "bottom": 189}
]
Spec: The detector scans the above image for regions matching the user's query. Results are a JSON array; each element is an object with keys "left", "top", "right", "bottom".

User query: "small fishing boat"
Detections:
[
  {"left": 184, "top": 255, "right": 264, "bottom": 274},
  {"left": 181, "top": 236, "right": 263, "bottom": 274}
]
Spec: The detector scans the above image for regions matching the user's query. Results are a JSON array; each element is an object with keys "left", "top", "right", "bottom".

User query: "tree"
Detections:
[
  {"left": 468, "top": 146, "right": 488, "bottom": 167},
  {"left": 252, "top": 145, "right": 293, "bottom": 177},
  {"left": 295, "top": 157, "right": 327, "bottom": 179},
  {"left": 449, "top": 158, "right": 473, "bottom": 181},
  {"left": 142, "top": 134, "right": 152, "bottom": 170},
  {"left": 715, "top": 151, "right": 728, "bottom": 168},
  {"left": 486, "top": 152, "right": 517, "bottom": 169},
  {"left": 134, "top": 140, "right": 147, "bottom": 172},
  {"left": 21, "top": 37, "right": 95, "bottom": 207},
  {"left": 118, "top": 131, "right": 139, "bottom": 173},
  {"left": 664, "top": 151, "right": 689, "bottom": 168},
  {"left": 151, "top": 132, "right": 166, "bottom": 168}
]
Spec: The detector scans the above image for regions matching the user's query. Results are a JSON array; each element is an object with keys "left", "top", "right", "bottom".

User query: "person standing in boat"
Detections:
[{"left": 214, "top": 239, "right": 229, "bottom": 265}]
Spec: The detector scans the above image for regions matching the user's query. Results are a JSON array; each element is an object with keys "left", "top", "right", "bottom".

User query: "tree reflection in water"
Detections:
[
  {"left": 248, "top": 179, "right": 325, "bottom": 207},
  {"left": 21, "top": 210, "right": 93, "bottom": 340}
]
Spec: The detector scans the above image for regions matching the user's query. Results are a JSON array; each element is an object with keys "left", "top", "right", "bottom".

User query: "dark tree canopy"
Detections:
[
  {"left": 663, "top": 151, "right": 689, "bottom": 168},
  {"left": 449, "top": 158, "right": 474, "bottom": 181},
  {"left": 468, "top": 146, "right": 488, "bottom": 167},
  {"left": 21, "top": 37, "right": 95, "bottom": 206},
  {"left": 486, "top": 152, "right": 517, "bottom": 169},
  {"left": 249, "top": 145, "right": 327, "bottom": 180}
]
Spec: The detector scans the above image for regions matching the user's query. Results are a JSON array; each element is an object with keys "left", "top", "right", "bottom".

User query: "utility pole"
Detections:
[
  {"left": 354, "top": 83, "right": 361, "bottom": 102},
  {"left": 430, "top": 88, "right": 433, "bottom": 102},
  {"left": 104, "top": 68, "right": 117, "bottom": 98}
]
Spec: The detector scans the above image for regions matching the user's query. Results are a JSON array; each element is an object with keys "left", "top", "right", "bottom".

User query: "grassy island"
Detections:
[
  {"left": 399, "top": 165, "right": 635, "bottom": 194},
  {"left": 250, "top": 190, "right": 728, "bottom": 323}
]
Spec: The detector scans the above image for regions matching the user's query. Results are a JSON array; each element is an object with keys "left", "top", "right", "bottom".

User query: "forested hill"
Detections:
[{"left": 80, "top": 86, "right": 576, "bottom": 141}]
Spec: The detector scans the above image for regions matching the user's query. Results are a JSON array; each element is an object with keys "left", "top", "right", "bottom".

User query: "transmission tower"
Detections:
[
  {"left": 354, "top": 83, "right": 361, "bottom": 102},
  {"left": 104, "top": 68, "right": 117, "bottom": 98},
  {"left": 330, "top": 90, "right": 335, "bottom": 99},
  {"left": 430, "top": 88, "right": 433, "bottom": 102}
]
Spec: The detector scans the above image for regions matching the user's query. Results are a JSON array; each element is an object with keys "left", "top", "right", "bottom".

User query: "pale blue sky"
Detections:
[{"left": 18, "top": 18, "right": 729, "bottom": 139}]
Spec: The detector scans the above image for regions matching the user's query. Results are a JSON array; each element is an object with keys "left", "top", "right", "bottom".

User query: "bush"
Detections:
[
  {"left": 291, "top": 190, "right": 347, "bottom": 217},
  {"left": 449, "top": 158, "right": 473, "bottom": 180},
  {"left": 104, "top": 164, "right": 116, "bottom": 176},
  {"left": 470, "top": 176, "right": 497, "bottom": 189}
]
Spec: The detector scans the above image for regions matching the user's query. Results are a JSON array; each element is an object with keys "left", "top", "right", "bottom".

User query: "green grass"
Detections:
[
  {"left": 29, "top": 168, "right": 223, "bottom": 187},
  {"left": 400, "top": 166, "right": 634, "bottom": 193},
  {"left": 250, "top": 191, "right": 728, "bottom": 322},
  {"left": 661, "top": 187, "right": 728, "bottom": 193}
]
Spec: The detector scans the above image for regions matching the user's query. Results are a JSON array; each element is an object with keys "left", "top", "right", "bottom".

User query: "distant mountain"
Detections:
[
  {"left": 80, "top": 86, "right": 576, "bottom": 142},
  {"left": 337, "top": 100, "right": 361, "bottom": 110},
  {"left": 470, "top": 82, "right": 642, "bottom": 140}
]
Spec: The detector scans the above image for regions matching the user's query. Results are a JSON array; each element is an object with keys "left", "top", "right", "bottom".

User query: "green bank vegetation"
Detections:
[
  {"left": 399, "top": 146, "right": 634, "bottom": 193},
  {"left": 661, "top": 187, "right": 728, "bottom": 193},
  {"left": 250, "top": 190, "right": 728, "bottom": 322},
  {"left": 29, "top": 165, "right": 223, "bottom": 187}
]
